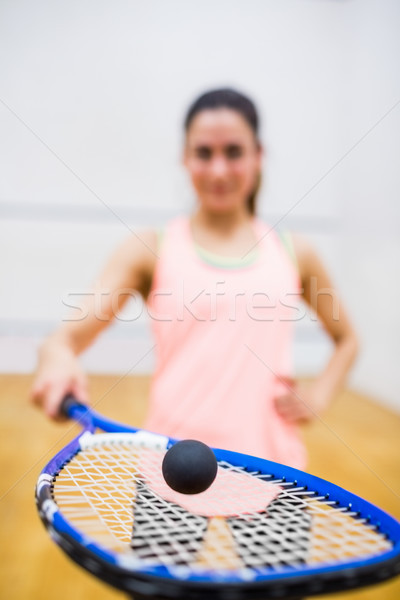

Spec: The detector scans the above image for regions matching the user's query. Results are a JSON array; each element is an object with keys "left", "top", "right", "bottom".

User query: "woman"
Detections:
[{"left": 31, "top": 88, "right": 358, "bottom": 469}]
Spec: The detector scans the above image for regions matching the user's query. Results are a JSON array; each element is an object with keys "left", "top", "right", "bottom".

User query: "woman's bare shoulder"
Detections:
[
  {"left": 291, "top": 232, "right": 314, "bottom": 255},
  {"left": 118, "top": 228, "right": 159, "bottom": 263},
  {"left": 126, "top": 228, "right": 158, "bottom": 254},
  {"left": 290, "top": 233, "right": 322, "bottom": 281},
  {"left": 100, "top": 228, "right": 159, "bottom": 295}
]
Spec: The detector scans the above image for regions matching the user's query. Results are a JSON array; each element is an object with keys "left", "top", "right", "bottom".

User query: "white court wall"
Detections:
[{"left": 0, "top": 0, "right": 399, "bottom": 410}]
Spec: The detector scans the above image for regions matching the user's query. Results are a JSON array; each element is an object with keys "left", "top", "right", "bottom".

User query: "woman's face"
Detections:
[{"left": 183, "top": 108, "right": 262, "bottom": 215}]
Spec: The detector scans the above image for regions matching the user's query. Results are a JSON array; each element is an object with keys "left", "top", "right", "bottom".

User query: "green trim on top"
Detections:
[
  {"left": 194, "top": 243, "right": 259, "bottom": 269},
  {"left": 158, "top": 221, "right": 298, "bottom": 271},
  {"left": 278, "top": 230, "right": 298, "bottom": 271}
]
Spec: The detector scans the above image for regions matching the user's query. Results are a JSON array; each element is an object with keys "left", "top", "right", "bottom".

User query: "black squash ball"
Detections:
[{"left": 162, "top": 439, "right": 218, "bottom": 494}]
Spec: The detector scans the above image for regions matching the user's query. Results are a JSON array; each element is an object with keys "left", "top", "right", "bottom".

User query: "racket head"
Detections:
[{"left": 36, "top": 402, "right": 400, "bottom": 599}]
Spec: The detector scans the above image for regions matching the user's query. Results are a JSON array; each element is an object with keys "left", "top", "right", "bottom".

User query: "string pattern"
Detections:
[
  {"left": 131, "top": 481, "right": 208, "bottom": 565},
  {"left": 227, "top": 496, "right": 312, "bottom": 568},
  {"left": 53, "top": 435, "right": 392, "bottom": 575}
]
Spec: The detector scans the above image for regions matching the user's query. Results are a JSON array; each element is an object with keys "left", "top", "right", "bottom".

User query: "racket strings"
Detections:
[
  {"left": 52, "top": 437, "right": 393, "bottom": 574},
  {"left": 131, "top": 481, "right": 208, "bottom": 565},
  {"left": 54, "top": 443, "right": 140, "bottom": 549},
  {"left": 228, "top": 496, "right": 312, "bottom": 568}
]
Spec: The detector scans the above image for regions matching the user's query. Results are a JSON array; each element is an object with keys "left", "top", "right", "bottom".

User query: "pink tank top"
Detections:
[{"left": 145, "top": 216, "right": 306, "bottom": 469}]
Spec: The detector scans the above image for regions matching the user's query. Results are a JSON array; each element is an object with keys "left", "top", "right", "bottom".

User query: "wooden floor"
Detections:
[{"left": 0, "top": 374, "right": 399, "bottom": 600}]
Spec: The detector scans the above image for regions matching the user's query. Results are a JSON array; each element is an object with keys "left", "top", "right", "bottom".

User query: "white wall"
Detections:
[
  {"left": 1, "top": 0, "right": 399, "bottom": 410},
  {"left": 334, "top": 2, "right": 400, "bottom": 411}
]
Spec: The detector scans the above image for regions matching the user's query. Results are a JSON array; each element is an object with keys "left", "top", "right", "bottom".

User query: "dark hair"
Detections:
[{"left": 184, "top": 88, "right": 262, "bottom": 215}]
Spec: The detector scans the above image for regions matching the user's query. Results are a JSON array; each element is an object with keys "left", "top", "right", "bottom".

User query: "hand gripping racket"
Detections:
[{"left": 35, "top": 396, "right": 400, "bottom": 600}]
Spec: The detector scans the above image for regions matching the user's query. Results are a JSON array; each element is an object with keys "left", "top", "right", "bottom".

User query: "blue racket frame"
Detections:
[{"left": 36, "top": 401, "right": 400, "bottom": 599}]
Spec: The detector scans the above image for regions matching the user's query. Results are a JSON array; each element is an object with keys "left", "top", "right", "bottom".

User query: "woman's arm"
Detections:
[
  {"left": 274, "top": 234, "right": 358, "bottom": 423},
  {"left": 31, "top": 230, "right": 158, "bottom": 419}
]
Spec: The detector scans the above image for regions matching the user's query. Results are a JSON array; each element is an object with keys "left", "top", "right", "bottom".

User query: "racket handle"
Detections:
[{"left": 60, "top": 394, "right": 87, "bottom": 419}]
